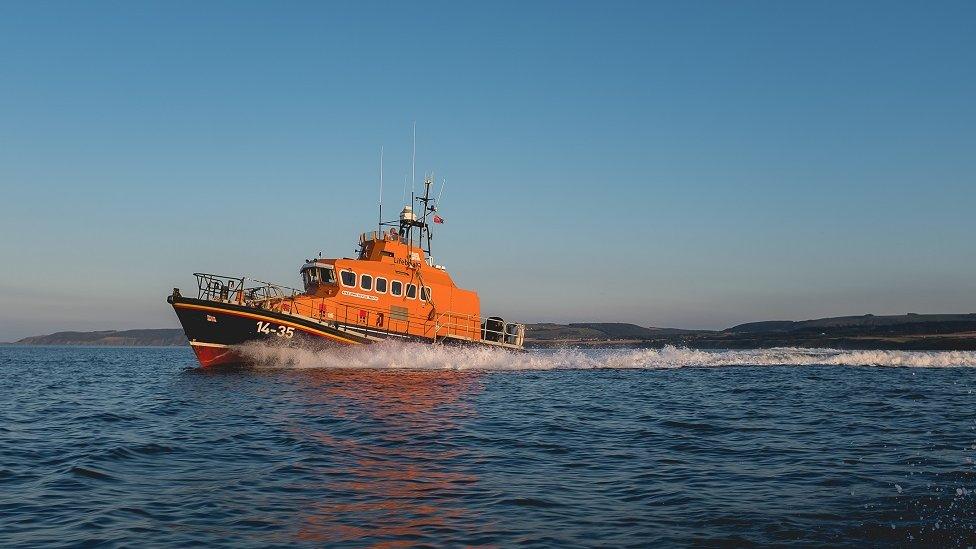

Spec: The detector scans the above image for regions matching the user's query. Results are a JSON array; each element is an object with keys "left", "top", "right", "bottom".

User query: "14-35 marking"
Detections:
[{"left": 256, "top": 321, "right": 294, "bottom": 338}]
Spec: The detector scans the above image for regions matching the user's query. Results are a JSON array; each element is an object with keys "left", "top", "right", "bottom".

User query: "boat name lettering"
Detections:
[
  {"left": 341, "top": 290, "right": 379, "bottom": 301},
  {"left": 394, "top": 258, "right": 419, "bottom": 268}
]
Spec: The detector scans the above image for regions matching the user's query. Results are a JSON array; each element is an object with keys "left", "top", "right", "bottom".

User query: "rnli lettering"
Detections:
[{"left": 341, "top": 290, "right": 379, "bottom": 301}]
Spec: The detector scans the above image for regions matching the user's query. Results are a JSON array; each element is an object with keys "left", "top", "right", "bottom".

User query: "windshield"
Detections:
[
  {"left": 319, "top": 266, "right": 336, "bottom": 284},
  {"left": 303, "top": 265, "right": 336, "bottom": 290}
]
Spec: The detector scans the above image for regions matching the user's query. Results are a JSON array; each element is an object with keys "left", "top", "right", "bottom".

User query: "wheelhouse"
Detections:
[{"left": 301, "top": 261, "right": 337, "bottom": 293}]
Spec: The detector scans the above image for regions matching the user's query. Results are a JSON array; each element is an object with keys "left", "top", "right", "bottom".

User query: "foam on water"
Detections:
[{"left": 235, "top": 340, "right": 976, "bottom": 370}]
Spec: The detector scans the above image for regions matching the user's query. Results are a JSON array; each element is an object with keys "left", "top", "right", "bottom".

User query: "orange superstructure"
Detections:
[{"left": 292, "top": 228, "right": 482, "bottom": 342}]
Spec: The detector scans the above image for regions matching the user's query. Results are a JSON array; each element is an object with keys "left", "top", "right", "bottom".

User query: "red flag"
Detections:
[{"left": 433, "top": 214, "right": 444, "bottom": 224}]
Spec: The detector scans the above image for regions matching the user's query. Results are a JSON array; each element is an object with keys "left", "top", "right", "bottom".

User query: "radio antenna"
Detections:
[
  {"left": 411, "top": 121, "right": 416, "bottom": 198},
  {"left": 435, "top": 177, "right": 447, "bottom": 208},
  {"left": 378, "top": 145, "right": 384, "bottom": 233}
]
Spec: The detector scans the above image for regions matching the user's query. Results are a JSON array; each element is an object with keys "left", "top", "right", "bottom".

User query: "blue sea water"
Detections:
[{"left": 2, "top": 344, "right": 976, "bottom": 547}]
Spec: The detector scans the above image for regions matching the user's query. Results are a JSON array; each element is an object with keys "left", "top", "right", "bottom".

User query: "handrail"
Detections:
[
  {"left": 193, "top": 273, "right": 303, "bottom": 305},
  {"left": 360, "top": 230, "right": 408, "bottom": 245},
  {"left": 434, "top": 311, "right": 525, "bottom": 347}
]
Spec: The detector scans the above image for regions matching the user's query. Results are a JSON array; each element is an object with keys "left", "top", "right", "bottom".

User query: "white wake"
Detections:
[{"left": 233, "top": 341, "right": 976, "bottom": 371}]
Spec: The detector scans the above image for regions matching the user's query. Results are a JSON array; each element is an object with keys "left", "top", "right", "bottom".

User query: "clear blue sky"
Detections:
[{"left": 1, "top": 1, "right": 974, "bottom": 341}]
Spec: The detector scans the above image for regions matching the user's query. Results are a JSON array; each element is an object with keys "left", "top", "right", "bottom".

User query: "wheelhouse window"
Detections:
[
  {"left": 318, "top": 266, "right": 336, "bottom": 285},
  {"left": 375, "top": 277, "right": 388, "bottom": 294},
  {"left": 391, "top": 280, "right": 403, "bottom": 296},
  {"left": 304, "top": 265, "right": 337, "bottom": 290},
  {"left": 420, "top": 286, "right": 431, "bottom": 302},
  {"left": 360, "top": 274, "right": 373, "bottom": 291},
  {"left": 302, "top": 268, "right": 316, "bottom": 289},
  {"left": 406, "top": 284, "right": 417, "bottom": 299},
  {"left": 340, "top": 270, "right": 356, "bottom": 287}
]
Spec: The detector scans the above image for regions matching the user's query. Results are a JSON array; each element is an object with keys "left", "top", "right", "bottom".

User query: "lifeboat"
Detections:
[{"left": 167, "top": 176, "right": 525, "bottom": 367}]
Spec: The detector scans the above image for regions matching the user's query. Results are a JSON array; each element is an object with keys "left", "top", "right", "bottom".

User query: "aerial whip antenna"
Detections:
[
  {"left": 378, "top": 145, "right": 384, "bottom": 233},
  {"left": 435, "top": 177, "right": 447, "bottom": 209},
  {"left": 411, "top": 121, "right": 416, "bottom": 198},
  {"left": 410, "top": 122, "right": 417, "bottom": 248}
]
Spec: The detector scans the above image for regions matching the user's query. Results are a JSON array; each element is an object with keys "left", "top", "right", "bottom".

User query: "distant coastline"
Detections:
[
  {"left": 5, "top": 314, "right": 976, "bottom": 351},
  {"left": 7, "top": 329, "right": 189, "bottom": 347},
  {"left": 528, "top": 314, "right": 976, "bottom": 351}
]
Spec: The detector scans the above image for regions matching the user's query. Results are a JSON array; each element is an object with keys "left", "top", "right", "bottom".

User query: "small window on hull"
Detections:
[
  {"left": 391, "top": 280, "right": 403, "bottom": 296},
  {"left": 406, "top": 284, "right": 417, "bottom": 299},
  {"left": 375, "top": 277, "right": 388, "bottom": 294},
  {"left": 360, "top": 274, "right": 373, "bottom": 291},
  {"left": 420, "top": 286, "right": 431, "bottom": 302},
  {"left": 340, "top": 270, "right": 356, "bottom": 287}
]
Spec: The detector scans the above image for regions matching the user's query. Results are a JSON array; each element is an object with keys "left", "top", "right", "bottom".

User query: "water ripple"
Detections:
[{"left": 1, "top": 345, "right": 975, "bottom": 546}]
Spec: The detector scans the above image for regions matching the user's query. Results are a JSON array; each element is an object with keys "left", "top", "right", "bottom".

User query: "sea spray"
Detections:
[{"left": 234, "top": 340, "right": 976, "bottom": 370}]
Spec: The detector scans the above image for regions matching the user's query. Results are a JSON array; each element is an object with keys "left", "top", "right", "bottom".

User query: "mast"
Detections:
[
  {"left": 417, "top": 173, "right": 435, "bottom": 259},
  {"left": 396, "top": 172, "right": 437, "bottom": 260},
  {"left": 391, "top": 123, "right": 440, "bottom": 260}
]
